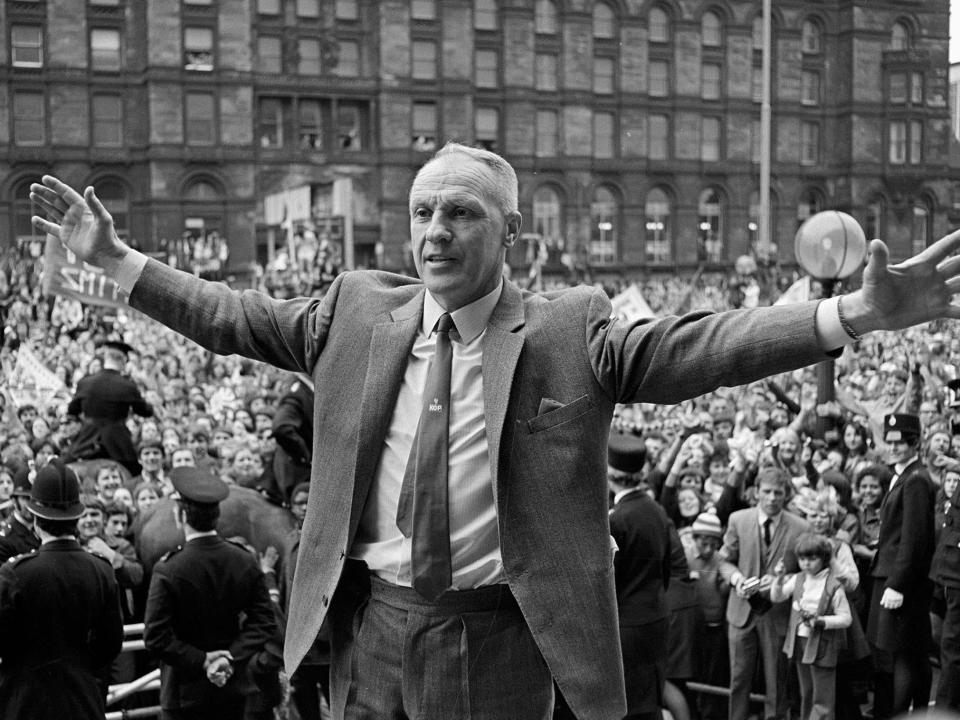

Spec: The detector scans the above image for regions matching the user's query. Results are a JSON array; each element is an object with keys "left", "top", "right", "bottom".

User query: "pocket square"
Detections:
[{"left": 537, "top": 397, "right": 564, "bottom": 415}]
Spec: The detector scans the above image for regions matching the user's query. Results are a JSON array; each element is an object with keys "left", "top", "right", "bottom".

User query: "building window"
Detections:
[
  {"left": 890, "top": 21, "right": 910, "bottom": 51},
  {"left": 336, "top": 0, "right": 359, "bottom": 21},
  {"left": 910, "top": 120, "right": 923, "bottom": 164},
  {"left": 751, "top": 66, "right": 763, "bottom": 103},
  {"left": 337, "top": 41, "right": 360, "bottom": 76},
  {"left": 259, "top": 97, "right": 290, "bottom": 147},
  {"left": 797, "top": 188, "right": 822, "bottom": 226},
  {"left": 475, "top": 107, "right": 499, "bottom": 151},
  {"left": 535, "top": 54, "right": 558, "bottom": 91},
  {"left": 12, "top": 25, "right": 43, "bottom": 67},
  {"left": 702, "top": 63, "right": 721, "bottom": 100},
  {"left": 257, "top": 0, "right": 281, "bottom": 14},
  {"left": 698, "top": 189, "right": 723, "bottom": 263},
  {"left": 889, "top": 120, "right": 906, "bottom": 164},
  {"left": 645, "top": 188, "right": 672, "bottom": 263},
  {"left": 535, "top": 0, "right": 557, "bottom": 35},
  {"left": 91, "top": 28, "right": 121, "bottom": 71},
  {"left": 258, "top": 36, "right": 282, "bottom": 73},
  {"left": 296, "top": 0, "right": 320, "bottom": 18},
  {"left": 594, "top": 2, "right": 615, "bottom": 39},
  {"left": 13, "top": 91, "right": 45, "bottom": 145},
  {"left": 337, "top": 101, "right": 365, "bottom": 150},
  {"left": 751, "top": 119, "right": 761, "bottom": 163},
  {"left": 594, "top": 57, "right": 614, "bottom": 94},
  {"left": 801, "top": 121, "right": 819, "bottom": 165},
  {"left": 184, "top": 27, "right": 214, "bottom": 71},
  {"left": 474, "top": 0, "right": 497, "bottom": 30},
  {"left": 801, "top": 19, "right": 821, "bottom": 54},
  {"left": 475, "top": 49, "right": 498, "bottom": 88},
  {"left": 95, "top": 180, "right": 130, "bottom": 240},
  {"left": 752, "top": 15, "right": 763, "bottom": 50},
  {"left": 186, "top": 92, "right": 216, "bottom": 145},
  {"left": 299, "top": 98, "right": 323, "bottom": 149},
  {"left": 650, "top": 7, "right": 670, "bottom": 43},
  {"left": 536, "top": 110, "right": 558, "bottom": 156},
  {"left": 889, "top": 72, "right": 907, "bottom": 104},
  {"left": 412, "top": 0, "right": 436, "bottom": 20},
  {"left": 701, "top": 117, "right": 720, "bottom": 161},
  {"left": 299, "top": 39, "right": 321, "bottom": 75},
  {"left": 649, "top": 114, "right": 669, "bottom": 160},
  {"left": 649, "top": 60, "right": 669, "bottom": 97},
  {"left": 411, "top": 102, "right": 437, "bottom": 152},
  {"left": 801, "top": 70, "right": 820, "bottom": 105},
  {"left": 590, "top": 186, "right": 618, "bottom": 265},
  {"left": 911, "top": 72, "right": 924, "bottom": 105},
  {"left": 866, "top": 198, "right": 885, "bottom": 241},
  {"left": 92, "top": 94, "right": 123, "bottom": 146},
  {"left": 532, "top": 186, "right": 562, "bottom": 243},
  {"left": 594, "top": 112, "right": 615, "bottom": 158},
  {"left": 413, "top": 40, "right": 437, "bottom": 80},
  {"left": 702, "top": 11, "right": 721, "bottom": 47}
]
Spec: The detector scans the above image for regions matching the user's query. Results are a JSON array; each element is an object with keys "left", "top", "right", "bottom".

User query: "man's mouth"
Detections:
[{"left": 425, "top": 255, "right": 455, "bottom": 264}]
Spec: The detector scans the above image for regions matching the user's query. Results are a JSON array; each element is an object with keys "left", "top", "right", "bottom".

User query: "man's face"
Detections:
[
  {"left": 171, "top": 449, "right": 195, "bottom": 468},
  {"left": 858, "top": 475, "right": 883, "bottom": 508},
  {"left": 96, "top": 468, "right": 121, "bottom": 501},
  {"left": 694, "top": 534, "right": 720, "bottom": 561},
  {"left": 409, "top": 154, "right": 520, "bottom": 311},
  {"left": 188, "top": 434, "right": 209, "bottom": 458},
  {"left": 79, "top": 509, "right": 104, "bottom": 539},
  {"left": 291, "top": 490, "right": 309, "bottom": 524},
  {"left": 139, "top": 446, "right": 164, "bottom": 472},
  {"left": 105, "top": 513, "right": 128, "bottom": 538},
  {"left": 756, "top": 478, "right": 786, "bottom": 516},
  {"left": 886, "top": 438, "right": 916, "bottom": 465}
]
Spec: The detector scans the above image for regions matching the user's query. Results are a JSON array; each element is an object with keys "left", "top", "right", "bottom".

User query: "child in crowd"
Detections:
[
  {"left": 687, "top": 512, "right": 731, "bottom": 720},
  {"left": 772, "top": 532, "right": 853, "bottom": 720}
]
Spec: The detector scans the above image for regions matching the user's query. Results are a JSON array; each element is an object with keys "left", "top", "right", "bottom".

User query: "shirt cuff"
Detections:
[
  {"left": 815, "top": 296, "right": 855, "bottom": 352},
  {"left": 114, "top": 250, "right": 149, "bottom": 296}
]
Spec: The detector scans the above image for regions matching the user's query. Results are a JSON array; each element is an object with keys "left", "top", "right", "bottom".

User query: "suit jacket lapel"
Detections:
[
  {"left": 347, "top": 291, "right": 423, "bottom": 541},
  {"left": 481, "top": 281, "right": 525, "bottom": 504}
]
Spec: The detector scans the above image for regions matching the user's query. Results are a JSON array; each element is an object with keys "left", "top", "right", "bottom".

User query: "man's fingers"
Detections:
[
  {"left": 40, "top": 175, "right": 84, "bottom": 205},
  {"left": 938, "top": 254, "right": 960, "bottom": 278},
  {"left": 31, "top": 216, "right": 60, "bottom": 236},
  {"left": 905, "top": 227, "right": 960, "bottom": 267},
  {"left": 864, "top": 238, "right": 890, "bottom": 272},
  {"left": 84, "top": 186, "right": 112, "bottom": 222}
]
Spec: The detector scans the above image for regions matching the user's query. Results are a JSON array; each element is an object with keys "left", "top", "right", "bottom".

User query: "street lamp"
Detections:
[{"left": 794, "top": 211, "right": 867, "bottom": 439}]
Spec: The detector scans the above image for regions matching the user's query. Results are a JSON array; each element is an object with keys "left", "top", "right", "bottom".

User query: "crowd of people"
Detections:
[{"left": 11, "top": 144, "right": 960, "bottom": 720}]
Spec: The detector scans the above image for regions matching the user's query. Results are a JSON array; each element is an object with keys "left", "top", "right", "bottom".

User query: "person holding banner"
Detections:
[
  {"left": 29, "top": 146, "right": 960, "bottom": 720},
  {"left": 63, "top": 340, "right": 154, "bottom": 477}
]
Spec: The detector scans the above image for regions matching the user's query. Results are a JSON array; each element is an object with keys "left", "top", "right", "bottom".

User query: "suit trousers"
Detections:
[
  {"left": 728, "top": 611, "right": 790, "bottom": 720},
  {"left": 327, "top": 561, "right": 553, "bottom": 720},
  {"left": 936, "top": 583, "right": 960, "bottom": 711}
]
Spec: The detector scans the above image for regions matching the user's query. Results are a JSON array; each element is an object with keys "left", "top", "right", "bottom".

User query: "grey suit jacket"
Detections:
[
  {"left": 130, "top": 260, "right": 830, "bottom": 720},
  {"left": 720, "top": 506, "right": 811, "bottom": 632}
]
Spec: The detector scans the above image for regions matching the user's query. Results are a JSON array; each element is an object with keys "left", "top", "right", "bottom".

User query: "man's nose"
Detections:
[{"left": 423, "top": 215, "right": 452, "bottom": 245}]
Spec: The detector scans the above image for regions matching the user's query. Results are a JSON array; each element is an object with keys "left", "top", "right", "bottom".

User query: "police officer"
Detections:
[
  {"left": 0, "top": 465, "right": 39, "bottom": 561},
  {"left": 0, "top": 458, "right": 124, "bottom": 719},
  {"left": 64, "top": 339, "right": 154, "bottom": 476},
  {"left": 143, "top": 466, "right": 276, "bottom": 720}
]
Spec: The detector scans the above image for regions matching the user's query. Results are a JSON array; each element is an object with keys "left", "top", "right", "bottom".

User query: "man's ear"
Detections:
[{"left": 503, "top": 212, "right": 522, "bottom": 248}]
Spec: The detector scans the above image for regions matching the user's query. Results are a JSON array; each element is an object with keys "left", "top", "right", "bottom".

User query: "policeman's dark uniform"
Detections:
[
  {"left": 271, "top": 374, "right": 314, "bottom": 502},
  {"left": 0, "top": 459, "right": 124, "bottom": 719},
  {"left": 144, "top": 467, "right": 276, "bottom": 720},
  {"left": 0, "top": 466, "right": 39, "bottom": 562},
  {"left": 65, "top": 339, "right": 154, "bottom": 476}
]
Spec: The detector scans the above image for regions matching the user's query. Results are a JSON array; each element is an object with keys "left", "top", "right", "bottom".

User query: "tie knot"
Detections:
[{"left": 436, "top": 313, "right": 455, "bottom": 335}]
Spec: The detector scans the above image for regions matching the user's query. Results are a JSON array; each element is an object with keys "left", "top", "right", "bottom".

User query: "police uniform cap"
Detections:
[
  {"left": 884, "top": 413, "right": 921, "bottom": 443},
  {"left": 26, "top": 458, "right": 84, "bottom": 520},
  {"left": 170, "top": 466, "right": 229, "bottom": 504},
  {"left": 11, "top": 464, "right": 33, "bottom": 497},
  {"left": 96, "top": 338, "right": 135, "bottom": 355},
  {"left": 607, "top": 432, "right": 647, "bottom": 474}
]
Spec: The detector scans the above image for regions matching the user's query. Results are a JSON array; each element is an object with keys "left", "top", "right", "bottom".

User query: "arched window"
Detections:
[
  {"left": 593, "top": 2, "right": 615, "bottom": 39},
  {"left": 532, "top": 186, "right": 562, "bottom": 241},
  {"left": 702, "top": 11, "right": 722, "bottom": 47},
  {"left": 474, "top": 0, "right": 498, "bottom": 30},
  {"left": 801, "top": 19, "right": 822, "bottom": 54},
  {"left": 644, "top": 188, "right": 672, "bottom": 264},
  {"left": 650, "top": 7, "right": 670, "bottom": 43},
  {"left": 890, "top": 21, "right": 910, "bottom": 51},
  {"left": 184, "top": 180, "right": 221, "bottom": 201},
  {"left": 95, "top": 179, "right": 131, "bottom": 241},
  {"left": 752, "top": 15, "right": 763, "bottom": 50},
  {"left": 589, "top": 186, "right": 618, "bottom": 265},
  {"left": 534, "top": 0, "right": 557, "bottom": 35},
  {"left": 796, "top": 188, "right": 823, "bottom": 229},
  {"left": 913, "top": 199, "right": 930, "bottom": 255},
  {"left": 749, "top": 189, "right": 779, "bottom": 258},
  {"left": 697, "top": 189, "right": 724, "bottom": 263}
]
